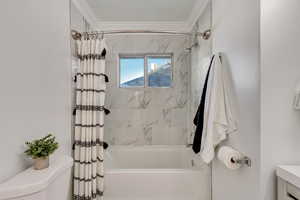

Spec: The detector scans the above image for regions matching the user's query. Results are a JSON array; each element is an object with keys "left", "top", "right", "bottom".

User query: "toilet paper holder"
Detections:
[{"left": 230, "top": 156, "right": 252, "bottom": 167}]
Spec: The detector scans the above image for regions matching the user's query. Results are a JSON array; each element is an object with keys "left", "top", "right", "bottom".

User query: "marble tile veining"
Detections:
[{"left": 104, "top": 35, "right": 190, "bottom": 145}]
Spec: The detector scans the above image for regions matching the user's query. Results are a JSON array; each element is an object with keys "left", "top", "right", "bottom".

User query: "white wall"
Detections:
[
  {"left": 0, "top": 0, "right": 72, "bottom": 183},
  {"left": 71, "top": 2, "right": 86, "bottom": 32},
  {"left": 211, "top": 0, "right": 260, "bottom": 200},
  {"left": 261, "top": 1, "right": 300, "bottom": 200}
]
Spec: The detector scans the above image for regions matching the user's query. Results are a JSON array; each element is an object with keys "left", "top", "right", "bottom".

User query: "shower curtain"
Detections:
[{"left": 73, "top": 36, "right": 108, "bottom": 200}]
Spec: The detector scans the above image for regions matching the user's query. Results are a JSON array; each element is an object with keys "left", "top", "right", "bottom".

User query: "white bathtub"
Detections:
[{"left": 104, "top": 145, "right": 211, "bottom": 200}]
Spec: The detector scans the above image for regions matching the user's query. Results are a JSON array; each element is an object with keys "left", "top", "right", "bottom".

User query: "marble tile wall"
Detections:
[{"left": 104, "top": 35, "right": 191, "bottom": 145}]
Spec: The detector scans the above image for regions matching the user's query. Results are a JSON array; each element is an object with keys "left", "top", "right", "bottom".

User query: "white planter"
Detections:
[{"left": 34, "top": 157, "right": 49, "bottom": 170}]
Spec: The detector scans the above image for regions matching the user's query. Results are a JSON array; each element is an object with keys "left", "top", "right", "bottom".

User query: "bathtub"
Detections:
[{"left": 104, "top": 145, "right": 211, "bottom": 200}]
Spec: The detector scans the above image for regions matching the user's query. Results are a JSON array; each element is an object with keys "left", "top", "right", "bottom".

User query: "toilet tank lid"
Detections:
[{"left": 0, "top": 155, "right": 73, "bottom": 200}]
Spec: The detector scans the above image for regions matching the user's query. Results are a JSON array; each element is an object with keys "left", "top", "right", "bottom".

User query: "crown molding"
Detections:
[
  {"left": 72, "top": 0, "right": 209, "bottom": 32},
  {"left": 97, "top": 21, "right": 187, "bottom": 32},
  {"left": 71, "top": 0, "right": 98, "bottom": 29}
]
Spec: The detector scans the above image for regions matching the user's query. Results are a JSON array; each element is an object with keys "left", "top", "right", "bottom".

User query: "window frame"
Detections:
[{"left": 118, "top": 53, "right": 173, "bottom": 88}]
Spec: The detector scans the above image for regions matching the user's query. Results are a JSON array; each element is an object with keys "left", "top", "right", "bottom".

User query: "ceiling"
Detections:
[
  {"left": 86, "top": 0, "right": 197, "bottom": 22},
  {"left": 72, "top": 0, "right": 209, "bottom": 31}
]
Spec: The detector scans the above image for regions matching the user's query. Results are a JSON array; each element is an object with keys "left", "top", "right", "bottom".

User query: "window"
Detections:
[
  {"left": 120, "top": 57, "right": 145, "bottom": 87},
  {"left": 147, "top": 57, "right": 172, "bottom": 87},
  {"left": 119, "top": 54, "right": 172, "bottom": 88}
]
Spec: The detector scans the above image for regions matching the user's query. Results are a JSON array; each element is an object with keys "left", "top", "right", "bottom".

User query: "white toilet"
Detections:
[{"left": 0, "top": 156, "right": 73, "bottom": 200}]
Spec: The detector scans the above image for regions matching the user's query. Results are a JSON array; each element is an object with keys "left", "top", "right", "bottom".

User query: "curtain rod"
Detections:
[{"left": 71, "top": 29, "right": 211, "bottom": 40}]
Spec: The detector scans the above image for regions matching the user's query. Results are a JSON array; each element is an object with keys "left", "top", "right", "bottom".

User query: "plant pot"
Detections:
[{"left": 33, "top": 157, "right": 49, "bottom": 170}]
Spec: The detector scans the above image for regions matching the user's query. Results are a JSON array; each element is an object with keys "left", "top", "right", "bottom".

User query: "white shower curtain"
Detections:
[{"left": 73, "top": 36, "right": 108, "bottom": 200}]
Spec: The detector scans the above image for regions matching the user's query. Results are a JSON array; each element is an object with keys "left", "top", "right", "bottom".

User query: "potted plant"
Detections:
[{"left": 24, "top": 134, "right": 59, "bottom": 170}]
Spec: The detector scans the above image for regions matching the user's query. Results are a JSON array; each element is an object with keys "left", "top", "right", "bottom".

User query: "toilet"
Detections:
[{"left": 0, "top": 156, "right": 73, "bottom": 200}]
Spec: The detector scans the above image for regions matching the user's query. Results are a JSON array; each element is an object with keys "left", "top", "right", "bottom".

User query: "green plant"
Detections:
[{"left": 24, "top": 134, "right": 59, "bottom": 159}]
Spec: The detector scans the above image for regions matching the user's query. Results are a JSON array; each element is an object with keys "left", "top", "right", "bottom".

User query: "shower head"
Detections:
[{"left": 184, "top": 29, "right": 211, "bottom": 52}]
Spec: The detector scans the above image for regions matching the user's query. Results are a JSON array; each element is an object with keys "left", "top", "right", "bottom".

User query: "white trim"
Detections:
[
  {"left": 97, "top": 21, "right": 187, "bottom": 32},
  {"left": 72, "top": 0, "right": 209, "bottom": 32},
  {"left": 71, "top": 0, "right": 99, "bottom": 29}
]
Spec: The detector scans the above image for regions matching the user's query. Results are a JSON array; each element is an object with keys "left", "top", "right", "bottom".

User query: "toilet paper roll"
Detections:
[{"left": 217, "top": 146, "right": 243, "bottom": 170}]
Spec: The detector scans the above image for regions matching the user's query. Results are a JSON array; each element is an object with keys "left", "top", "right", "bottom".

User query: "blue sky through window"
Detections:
[{"left": 120, "top": 58, "right": 144, "bottom": 84}]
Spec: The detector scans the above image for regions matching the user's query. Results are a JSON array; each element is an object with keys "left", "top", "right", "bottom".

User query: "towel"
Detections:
[
  {"left": 192, "top": 56, "right": 215, "bottom": 153},
  {"left": 200, "top": 53, "right": 238, "bottom": 163}
]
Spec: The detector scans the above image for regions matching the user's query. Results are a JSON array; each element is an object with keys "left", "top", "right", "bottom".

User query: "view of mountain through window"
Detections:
[
  {"left": 119, "top": 55, "right": 172, "bottom": 88},
  {"left": 147, "top": 57, "right": 172, "bottom": 87}
]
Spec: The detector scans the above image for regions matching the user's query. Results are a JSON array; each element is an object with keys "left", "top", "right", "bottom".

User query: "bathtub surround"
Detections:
[
  {"left": 104, "top": 35, "right": 190, "bottom": 146},
  {"left": 73, "top": 38, "right": 107, "bottom": 200}
]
